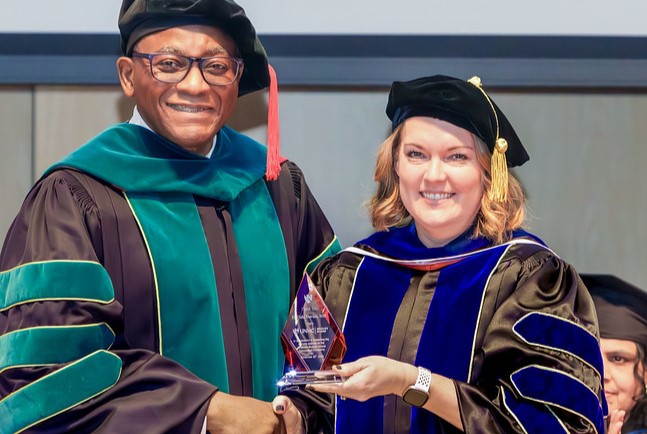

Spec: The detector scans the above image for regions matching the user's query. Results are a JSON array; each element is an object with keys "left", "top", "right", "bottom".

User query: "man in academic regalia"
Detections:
[{"left": 0, "top": 1, "right": 339, "bottom": 432}]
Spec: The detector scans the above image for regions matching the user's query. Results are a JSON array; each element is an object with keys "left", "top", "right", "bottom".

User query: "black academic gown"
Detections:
[
  {"left": 623, "top": 398, "right": 647, "bottom": 433},
  {"left": 0, "top": 127, "right": 338, "bottom": 433},
  {"left": 311, "top": 225, "right": 606, "bottom": 434}
]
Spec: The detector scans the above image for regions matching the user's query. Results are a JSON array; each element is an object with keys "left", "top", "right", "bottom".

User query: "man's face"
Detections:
[{"left": 117, "top": 25, "right": 240, "bottom": 155}]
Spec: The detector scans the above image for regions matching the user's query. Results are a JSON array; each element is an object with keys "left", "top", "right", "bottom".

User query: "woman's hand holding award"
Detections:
[{"left": 277, "top": 273, "right": 347, "bottom": 388}]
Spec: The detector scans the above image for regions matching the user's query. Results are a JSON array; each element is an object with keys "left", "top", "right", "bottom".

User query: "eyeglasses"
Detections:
[{"left": 131, "top": 52, "right": 243, "bottom": 86}]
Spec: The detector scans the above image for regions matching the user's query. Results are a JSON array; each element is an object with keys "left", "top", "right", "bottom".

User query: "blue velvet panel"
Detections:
[
  {"left": 511, "top": 365, "right": 604, "bottom": 434},
  {"left": 514, "top": 312, "right": 603, "bottom": 375},
  {"left": 502, "top": 388, "right": 568, "bottom": 433},
  {"left": 410, "top": 244, "right": 509, "bottom": 434},
  {"left": 357, "top": 225, "right": 491, "bottom": 261},
  {"left": 417, "top": 244, "right": 508, "bottom": 380},
  {"left": 336, "top": 258, "right": 412, "bottom": 433},
  {"left": 356, "top": 225, "right": 542, "bottom": 261},
  {"left": 336, "top": 243, "right": 509, "bottom": 433}
]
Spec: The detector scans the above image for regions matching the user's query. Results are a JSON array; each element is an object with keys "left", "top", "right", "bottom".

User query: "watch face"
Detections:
[{"left": 403, "top": 388, "right": 428, "bottom": 407}]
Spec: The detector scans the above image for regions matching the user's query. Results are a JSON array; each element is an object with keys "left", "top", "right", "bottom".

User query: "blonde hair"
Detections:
[{"left": 368, "top": 124, "right": 526, "bottom": 245}]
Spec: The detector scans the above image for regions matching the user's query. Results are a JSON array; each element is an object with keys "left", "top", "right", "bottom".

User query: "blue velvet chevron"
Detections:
[
  {"left": 513, "top": 312, "right": 603, "bottom": 375},
  {"left": 511, "top": 365, "right": 605, "bottom": 433},
  {"left": 502, "top": 388, "right": 568, "bottom": 433}
]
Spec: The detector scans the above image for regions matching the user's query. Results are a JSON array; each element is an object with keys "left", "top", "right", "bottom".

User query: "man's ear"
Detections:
[{"left": 116, "top": 57, "right": 136, "bottom": 97}]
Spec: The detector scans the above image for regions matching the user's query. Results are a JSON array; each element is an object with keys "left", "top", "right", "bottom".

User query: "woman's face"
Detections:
[
  {"left": 396, "top": 117, "right": 484, "bottom": 247},
  {"left": 601, "top": 338, "right": 645, "bottom": 414}
]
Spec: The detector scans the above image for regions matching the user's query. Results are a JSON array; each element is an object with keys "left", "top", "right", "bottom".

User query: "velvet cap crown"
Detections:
[
  {"left": 386, "top": 74, "right": 529, "bottom": 167},
  {"left": 582, "top": 274, "right": 647, "bottom": 348},
  {"left": 118, "top": 0, "right": 269, "bottom": 96}
]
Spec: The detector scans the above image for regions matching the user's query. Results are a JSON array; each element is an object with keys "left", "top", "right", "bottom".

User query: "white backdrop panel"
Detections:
[{"left": 2, "top": 0, "right": 646, "bottom": 36}]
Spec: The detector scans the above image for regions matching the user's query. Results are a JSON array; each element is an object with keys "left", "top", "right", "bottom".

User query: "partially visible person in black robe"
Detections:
[
  {"left": 583, "top": 274, "right": 647, "bottom": 434},
  {"left": 309, "top": 75, "right": 606, "bottom": 433},
  {"left": 0, "top": 1, "right": 339, "bottom": 433}
]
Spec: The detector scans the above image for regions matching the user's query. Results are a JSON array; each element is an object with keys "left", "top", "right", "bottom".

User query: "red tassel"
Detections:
[{"left": 265, "top": 64, "right": 281, "bottom": 181}]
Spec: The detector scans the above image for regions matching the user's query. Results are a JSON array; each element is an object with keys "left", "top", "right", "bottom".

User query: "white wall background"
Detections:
[{"left": 2, "top": 0, "right": 647, "bottom": 36}]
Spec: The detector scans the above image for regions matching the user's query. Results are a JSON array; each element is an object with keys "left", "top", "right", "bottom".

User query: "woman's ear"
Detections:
[{"left": 116, "top": 57, "right": 136, "bottom": 98}]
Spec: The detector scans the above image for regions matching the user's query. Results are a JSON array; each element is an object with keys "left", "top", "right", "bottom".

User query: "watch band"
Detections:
[{"left": 413, "top": 366, "right": 432, "bottom": 392}]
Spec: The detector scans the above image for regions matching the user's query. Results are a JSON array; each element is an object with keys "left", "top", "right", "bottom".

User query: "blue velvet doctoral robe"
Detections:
[{"left": 311, "top": 225, "right": 606, "bottom": 434}]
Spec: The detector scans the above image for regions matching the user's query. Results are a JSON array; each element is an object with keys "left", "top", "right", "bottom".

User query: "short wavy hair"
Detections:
[{"left": 368, "top": 123, "right": 527, "bottom": 245}]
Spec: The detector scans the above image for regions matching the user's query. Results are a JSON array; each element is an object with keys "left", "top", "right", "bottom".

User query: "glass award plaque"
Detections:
[{"left": 277, "top": 273, "right": 346, "bottom": 387}]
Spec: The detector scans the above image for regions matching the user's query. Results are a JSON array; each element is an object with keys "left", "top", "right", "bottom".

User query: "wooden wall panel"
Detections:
[
  {"left": 33, "top": 86, "right": 133, "bottom": 177},
  {"left": 496, "top": 92, "right": 647, "bottom": 288},
  {"left": 0, "top": 88, "right": 33, "bottom": 243}
]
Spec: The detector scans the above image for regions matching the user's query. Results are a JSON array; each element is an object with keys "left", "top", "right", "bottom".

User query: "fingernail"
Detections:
[
  {"left": 333, "top": 365, "right": 342, "bottom": 370},
  {"left": 275, "top": 404, "right": 285, "bottom": 411}
]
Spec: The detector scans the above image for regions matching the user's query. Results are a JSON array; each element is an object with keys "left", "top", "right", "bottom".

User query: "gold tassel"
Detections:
[
  {"left": 488, "top": 138, "right": 509, "bottom": 202},
  {"left": 468, "top": 75, "right": 509, "bottom": 202}
]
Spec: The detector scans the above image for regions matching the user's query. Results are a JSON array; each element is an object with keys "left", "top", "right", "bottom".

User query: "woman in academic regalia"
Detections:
[
  {"left": 305, "top": 75, "right": 606, "bottom": 433},
  {"left": 583, "top": 274, "right": 647, "bottom": 434}
]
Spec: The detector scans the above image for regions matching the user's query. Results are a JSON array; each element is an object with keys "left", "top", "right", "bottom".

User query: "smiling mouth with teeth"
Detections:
[
  {"left": 168, "top": 103, "right": 210, "bottom": 113},
  {"left": 421, "top": 192, "right": 454, "bottom": 200}
]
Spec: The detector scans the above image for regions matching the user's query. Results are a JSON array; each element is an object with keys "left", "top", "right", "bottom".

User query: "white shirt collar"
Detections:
[{"left": 128, "top": 106, "right": 217, "bottom": 158}]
